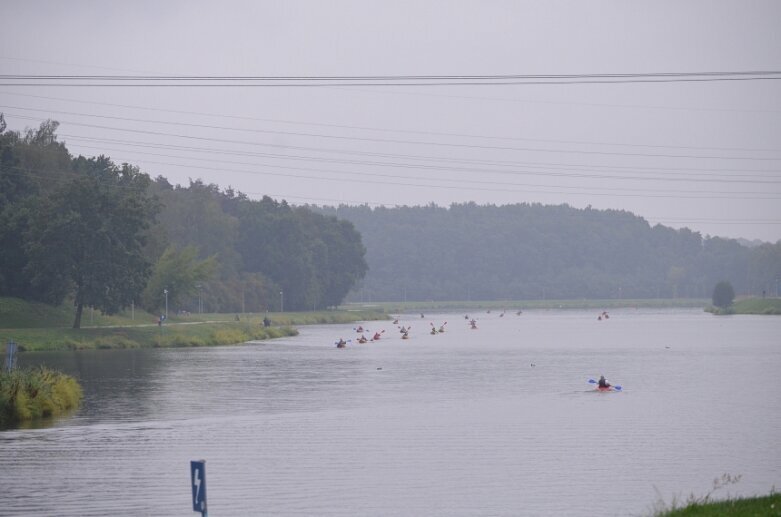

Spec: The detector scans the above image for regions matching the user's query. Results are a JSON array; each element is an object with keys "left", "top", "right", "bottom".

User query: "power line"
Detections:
[
  {"left": 2, "top": 71, "right": 781, "bottom": 87},
  {"left": 67, "top": 140, "right": 781, "bottom": 190},
  {"left": 4, "top": 70, "right": 781, "bottom": 80},
  {"left": 5, "top": 77, "right": 781, "bottom": 87},
  {"left": 59, "top": 133, "right": 781, "bottom": 178},
  {"left": 6, "top": 111, "right": 781, "bottom": 162},
  {"left": 4, "top": 103, "right": 780, "bottom": 154}
]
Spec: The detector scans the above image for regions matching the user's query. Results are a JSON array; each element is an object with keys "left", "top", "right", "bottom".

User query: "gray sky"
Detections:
[{"left": 2, "top": 0, "right": 780, "bottom": 242}]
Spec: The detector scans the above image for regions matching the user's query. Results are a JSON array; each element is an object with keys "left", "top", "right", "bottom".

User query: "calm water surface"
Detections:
[{"left": 2, "top": 309, "right": 780, "bottom": 516}]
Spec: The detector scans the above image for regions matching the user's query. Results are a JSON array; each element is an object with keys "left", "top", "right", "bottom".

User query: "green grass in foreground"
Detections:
[
  {"left": 657, "top": 492, "right": 780, "bottom": 516},
  {"left": 0, "top": 367, "right": 83, "bottom": 427}
]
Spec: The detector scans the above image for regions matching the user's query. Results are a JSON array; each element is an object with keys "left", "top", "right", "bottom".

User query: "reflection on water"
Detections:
[{"left": 4, "top": 309, "right": 781, "bottom": 516}]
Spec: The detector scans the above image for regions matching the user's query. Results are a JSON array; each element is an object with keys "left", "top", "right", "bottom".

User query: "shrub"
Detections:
[
  {"left": 712, "top": 281, "right": 735, "bottom": 309},
  {"left": 0, "top": 367, "right": 83, "bottom": 426}
]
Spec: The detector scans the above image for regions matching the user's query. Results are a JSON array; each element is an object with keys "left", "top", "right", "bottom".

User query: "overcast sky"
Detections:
[{"left": 2, "top": 0, "right": 780, "bottom": 242}]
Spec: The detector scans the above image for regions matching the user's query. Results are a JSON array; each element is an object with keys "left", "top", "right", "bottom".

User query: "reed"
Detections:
[{"left": 0, "top": 367, "right": 83, "bottom": 426}]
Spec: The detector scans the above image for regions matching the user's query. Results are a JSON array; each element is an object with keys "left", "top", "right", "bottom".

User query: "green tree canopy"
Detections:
[
  {"left": 141, "top": 245, "right": 216, "bottom": 313},
  {"left": 25, "top": 158, "right": 156, "bottom": 328}
]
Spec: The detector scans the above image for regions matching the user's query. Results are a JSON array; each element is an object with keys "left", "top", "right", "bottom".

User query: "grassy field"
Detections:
[
  {"left": 705, "top": 297, "right": 781, "bottom": 316},
  {"left": 347, "top": 298, "right": 709, "bottom": 314},
  {"left": 0, "top": 297, "right": 388, "bottom": 352},
  {"left": 732, "top": 297, "right": 781, "bottom": 315},
  {"left": 656, "top": 492, "right": 780, "bottom": 516}
]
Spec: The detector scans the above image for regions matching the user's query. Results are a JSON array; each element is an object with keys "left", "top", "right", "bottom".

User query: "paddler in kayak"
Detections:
[
  {"left": 373, "top": 331, "right": 382, "bottom": 341},
  {"left": 336, "top": 338, "right": 347, "bottom": 348},
  {"left": 357, "top": 334, "right": 368, "bottom": 344},
  {"left": 598, "top": 375, "right": 611, "bottom": 389}
]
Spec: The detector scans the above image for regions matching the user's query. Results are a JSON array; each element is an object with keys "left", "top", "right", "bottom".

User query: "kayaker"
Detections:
[
  {"left": 373, "top": 332, "right": 381, "bottom": 340},
  {"left": 598, "top": 375, "right": 611, "bottom": 388},
  {"left": 336, "top": 338, "right": 347, "bottom": 348}
]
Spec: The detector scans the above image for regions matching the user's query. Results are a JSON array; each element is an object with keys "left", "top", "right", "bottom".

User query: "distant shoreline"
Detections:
[{"left": 347, "top": 298, "right": 709, "bottom": 313}]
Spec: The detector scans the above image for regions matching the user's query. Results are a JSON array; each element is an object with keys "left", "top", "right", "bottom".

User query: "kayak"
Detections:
[{"left": 596, "top": 386, "right": 614, "bottom": 392}]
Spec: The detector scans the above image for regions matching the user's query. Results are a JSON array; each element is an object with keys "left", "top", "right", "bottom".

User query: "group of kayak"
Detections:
[{"left": 337, "top": 317, "right": 475, "bottom": 347}]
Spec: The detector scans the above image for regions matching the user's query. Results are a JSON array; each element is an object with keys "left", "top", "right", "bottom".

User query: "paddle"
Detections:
[{"left": 588, "top": 379, "right": 622, "bottom": 391}]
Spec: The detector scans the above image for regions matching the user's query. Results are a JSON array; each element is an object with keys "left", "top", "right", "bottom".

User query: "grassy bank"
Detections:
[
  {"left": 656, "top": 492, "right": 780, "bottom": 516},
  {"left": 1, "top": 296, "right": 389, "bottom": 329},
  {"left": 0, "top": 297, "right": 388, "bottom": 352},
  {"left": 705, "top": 297, "right": 781, "bottom": 315},
  {"left": 348, "top": 298, "right": 709, "bottom": 313},
  {"left": 0, "top": 367, "right": 83, "bottom": 426},
  {"left": 0, "top": 322, "right": 300, "bottom": 352}
]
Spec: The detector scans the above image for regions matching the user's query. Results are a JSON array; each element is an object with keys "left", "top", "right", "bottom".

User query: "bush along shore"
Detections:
[{"left": 0, "top": 367, "right": 83, "bottom": 427}]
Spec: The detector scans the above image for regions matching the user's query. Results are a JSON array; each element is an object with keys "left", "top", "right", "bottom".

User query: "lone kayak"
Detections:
[{"left": 588, "top": 379, "right": 622, "bottom": 391}]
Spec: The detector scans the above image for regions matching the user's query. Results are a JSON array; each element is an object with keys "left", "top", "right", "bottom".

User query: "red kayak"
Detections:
[{"left": 596, "top": 386, "right": 614, "bottom": 392}]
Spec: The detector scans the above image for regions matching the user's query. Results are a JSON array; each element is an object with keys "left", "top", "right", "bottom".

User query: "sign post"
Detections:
[
  {"left": 5, "top": 340, "right": 17, "bottom": 372},
  {"left": 190, "top": 460, "right": 207, "bottom": 516}
]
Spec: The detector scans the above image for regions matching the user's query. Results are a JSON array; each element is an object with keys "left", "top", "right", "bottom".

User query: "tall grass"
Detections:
[{"left": 0, "top": 367, "right": 83, "bottom": 426}]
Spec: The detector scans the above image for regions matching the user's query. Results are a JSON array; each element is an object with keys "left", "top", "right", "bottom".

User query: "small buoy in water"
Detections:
[
  {"left": 531, "top": 363, "right": 536, "bottom": 367},
  {"left": 377, "top": 367, "right": 383, "bottom": 370}
]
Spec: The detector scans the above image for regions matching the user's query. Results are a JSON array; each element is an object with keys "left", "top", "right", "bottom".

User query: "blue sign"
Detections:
[
  {"left": 190, "top": 460, "right": 207, "bottom": 514},
  {"left": 5, "top": 341, "right": 17, "bottom": 372}
]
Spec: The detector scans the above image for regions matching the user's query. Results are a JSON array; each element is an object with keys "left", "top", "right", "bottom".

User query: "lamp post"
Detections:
[
  {"left": 280, "top": 290, "right": 284, "bottom": 313},
  {"left": 196, "top": 284, "right": 202, "bottom": 314},
  {"left": 164, "top": 289, "right": 169, "bottom": 320}
]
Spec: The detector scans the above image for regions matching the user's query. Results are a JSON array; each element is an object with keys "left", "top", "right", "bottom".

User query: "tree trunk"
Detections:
[{"left": 73, "top": 302, "right": 83, "bottom": 329}]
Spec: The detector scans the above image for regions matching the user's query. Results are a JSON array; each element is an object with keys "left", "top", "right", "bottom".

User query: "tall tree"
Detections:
[
  {"left": 141, "top": 245, "right": 216, "bottom": 313},
  {"left": 25, "top": 157, "right": 156, "bottom": 328}
]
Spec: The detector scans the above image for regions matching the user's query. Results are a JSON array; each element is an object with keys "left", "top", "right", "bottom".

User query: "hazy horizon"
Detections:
[{"left": 2, "top": 0, "right": 780, "bottom": 242}]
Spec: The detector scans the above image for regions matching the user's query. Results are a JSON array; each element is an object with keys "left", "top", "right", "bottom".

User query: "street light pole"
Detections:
[
  {"left": 164, "top": 289, "right": 169, "bottom": 320},
  {"left": 197, "top": 284, "right": 202, "bottom": 314},
  {"left": 280, "top": 290, "right": 284, "bottom": 313}
]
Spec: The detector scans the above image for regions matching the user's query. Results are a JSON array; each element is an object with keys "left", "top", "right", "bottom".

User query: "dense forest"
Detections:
[
  {"left": 4, "top": 116, "right": 780, "bottom": 321},
  {"left": 0, "top": 117, "right": 368, "bottom": 327},
  {"left": 314, "top": 204, "right": 781, "bottom": 302}
]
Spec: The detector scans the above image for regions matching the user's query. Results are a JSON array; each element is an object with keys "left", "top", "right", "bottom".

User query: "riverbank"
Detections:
[
  {"left": 0, "top": 297, "right": 388, "bottom": 352},
  {"left": 0, "top": 367, "right": 83, "bottom": 427},
  {"left": 348, "top": 298, "right": 708, "bottom": 313},
  {"left": 656, "top": 492, "right": 780, "bottom": 516},
  {"left": 0, "top": 322, "right": 299, "bottom": 352},
  {"left": 705, "top": 297, "right": 781, "bottom": 315}
]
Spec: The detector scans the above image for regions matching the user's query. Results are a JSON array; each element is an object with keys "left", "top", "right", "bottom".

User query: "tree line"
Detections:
[
  {"left": 0, "top": 117, "right": 368, "bottom": 327},
  {"left": 313, "top": 203, "right": 781, "bottom": 302}
]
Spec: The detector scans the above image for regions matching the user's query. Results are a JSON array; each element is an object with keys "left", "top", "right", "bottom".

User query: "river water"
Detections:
[{"left": 2, "top": 309, "right": 779, "bottom": 516}]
